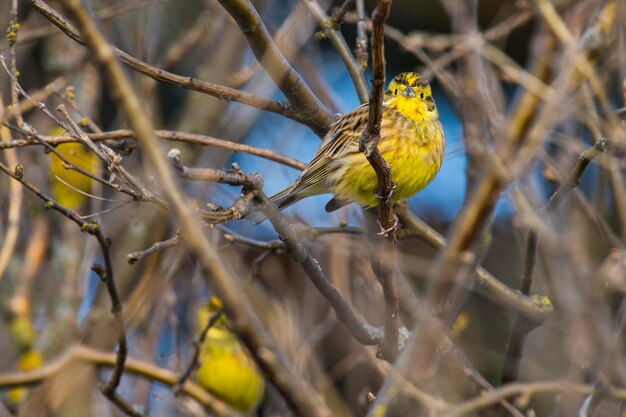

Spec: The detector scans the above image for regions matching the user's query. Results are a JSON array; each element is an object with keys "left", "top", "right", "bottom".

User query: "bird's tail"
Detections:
[
  {"left": 268, "top": 186, "right": 301, "bottom": 210},
  {"left": 246, "top": 185, "right": 301, "bottom": 224}
]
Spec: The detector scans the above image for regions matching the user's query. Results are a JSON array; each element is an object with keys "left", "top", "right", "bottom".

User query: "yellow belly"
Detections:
[
  {"left": 330, "top": 121, "right": 445, "bottom": 207},
  {"left": 196, "top": 329, "right": 265, "bottom": 412}
]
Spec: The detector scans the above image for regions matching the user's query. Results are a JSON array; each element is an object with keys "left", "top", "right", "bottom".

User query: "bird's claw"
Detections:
[
  {"left": 377, "top": 217, "right": 399, "bottom": 236},
  {"left": 374, "top": 183, "right": 396, "bottom": 205}
]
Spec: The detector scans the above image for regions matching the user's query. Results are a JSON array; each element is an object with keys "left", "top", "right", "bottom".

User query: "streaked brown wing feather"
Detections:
[
  {"left": 313, "top": 104, "right": 369, "bottom": 159},
  {"left": 287, "top": 103, "right": 369, "bottom": 195},
  {"left": 275, "top": 98, "right": 397, "bottom": 201}
]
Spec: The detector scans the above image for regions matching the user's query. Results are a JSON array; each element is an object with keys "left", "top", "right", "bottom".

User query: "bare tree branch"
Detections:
[
  {"left": 502, "top": 138, "right": 608, "bottom": 386},
  {"left": 0, "top": 345, "right": 236, "bottom": 416},
  {"left": 0, "top": 129, "right": 306, "bottom": 170},
  {"left": 302, "top": 0, "right": 369, "bottom": 103},
  {"left": 25, "top": 0, "right": 331, "bottom": 136},
  {"left": 359, "top": 0, "right": 398, "bottom": 362},
  {"left": 0, "top": 159, "right": 129, "bottom": 408},
  {"left": 395, "top": 203, "right": 553, "bottom": 324},
  {"left": 216, "top": 0, "right": 334, "bottom": 134}
]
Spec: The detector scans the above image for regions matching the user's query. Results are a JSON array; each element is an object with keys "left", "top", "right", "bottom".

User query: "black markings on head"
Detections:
[{"left": 394, "top": 72, "right": 429, "bottom": 89}]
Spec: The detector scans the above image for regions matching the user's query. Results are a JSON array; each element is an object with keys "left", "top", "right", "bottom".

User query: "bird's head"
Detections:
[
  {"left": 384, "top": 72, "right": 439, "bottom": 121},
  {"left": 198, "top": 296, "right": 229, "bottom": 330}
]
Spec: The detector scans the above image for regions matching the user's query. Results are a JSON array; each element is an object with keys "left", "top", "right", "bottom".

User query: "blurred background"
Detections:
[{"left": 0, "top": 0, "right": 625, "bottom": 416}]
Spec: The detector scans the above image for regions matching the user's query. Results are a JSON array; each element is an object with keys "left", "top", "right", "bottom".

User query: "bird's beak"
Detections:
[{"left": 401, "top": 86, "right": 416, "bottom": 98}]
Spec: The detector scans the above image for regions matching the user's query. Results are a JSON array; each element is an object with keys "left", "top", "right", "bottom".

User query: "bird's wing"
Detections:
[{"left": 288, "top": 103, "right": 370, "bottom": 197}]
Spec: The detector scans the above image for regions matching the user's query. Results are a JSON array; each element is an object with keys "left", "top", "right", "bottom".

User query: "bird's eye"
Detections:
[
  {"left": 394, "top": 89, "right": 398, "bottom": 95},
  {"left": 420, "top": 92, "right": 424, "bottom": 99}
]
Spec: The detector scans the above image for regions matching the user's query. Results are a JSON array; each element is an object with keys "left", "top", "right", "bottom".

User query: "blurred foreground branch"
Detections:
[{"left": 25, "top": 0, "right": 332, "bottom": 136}]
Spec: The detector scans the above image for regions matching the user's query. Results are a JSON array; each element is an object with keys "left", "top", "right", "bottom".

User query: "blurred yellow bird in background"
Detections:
[
  {"left": 48, "top": 126, "right": 99, "bottom": 210},
  {"left": 196, "top": 296, "right": 265, "bottom": 413}
]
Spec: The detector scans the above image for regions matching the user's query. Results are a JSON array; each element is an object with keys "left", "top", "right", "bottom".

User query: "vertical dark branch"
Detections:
[
  {"left": 359, "top": 0, "right": 398, "bottom": 362},
  {"left": 0, "top": 160, "right": 128, "bottom": 404},
  {"left": 501, "top": 231, "right": 538, "bottom": 385},
  {"left": 502, "top": 138, "right": 608, "bottom": 388},
  {"left": 56, "top": 113, "right": 128, "bottom": 396},
  {"left": 91, "top": 253, "right": 127, "bottom": 397},
  {"left": 520, "top": 232, "right": 539, "bottom": 296},
  {"left": 174, "top": 308, "right": 224, "bottom": 394}
]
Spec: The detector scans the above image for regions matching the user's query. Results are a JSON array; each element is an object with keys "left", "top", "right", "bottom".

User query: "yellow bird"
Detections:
[
  {"left": 48, "top": 127, "right": 99, "bottom": 210},
  {"left": 196, "top": 296, "right": 265, "bottom": 413},
  {"left": 266, "top": 72, "right": 445, "bottom": 214},
  {"left": 6, "top": 349, "right": 43, "bottom": 405}
]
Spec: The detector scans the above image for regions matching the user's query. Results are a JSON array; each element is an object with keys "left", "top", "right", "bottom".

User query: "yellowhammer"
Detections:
[
  {"left": 252, "top": 72, "right": 444, "bottom": 222},
  {"left": 195, "top": 296, "right": 265, "bottom": 412},
  {"left": 48, "top": 127, "right": 99, "bottom": 210}
]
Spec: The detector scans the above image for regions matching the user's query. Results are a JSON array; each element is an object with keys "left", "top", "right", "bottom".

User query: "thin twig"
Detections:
[
  {"left": 7, "top": 0, "right": 23, "bottom": 128},
  {"left": 0, "top": 77, "right": 66, "bottom": 125},
  {"left": 55, "top": 85, "right": 105, "bottom": 134},
  {"left": 218, "top": 225, "right": 283, "bottom": 250},
  {"left": 174, "top": 308, "right": 224, "bottom": 395},
  {"left": 541, "top": 138, "right": 609, "bottom": 214},
  {"left": 305, "top": 224, "right": 364, "bottom": 239},
  {"left": 56, "top": 106, "right": 167, "bottom": 208},
  {"left": 127, "top": 236, "right": 180, "bottom": 264},
  {"left": 168, "top": 149, "right": 263, "bottom": 190},
  {"left": 302, "top": 0, "right": 369, "bottom": 103},
  {"left": 105, "top": 392, "right": 147, "bottom": 417},
  {"left": 327, "top": 0, "right": 355, "bottom": 28}
]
